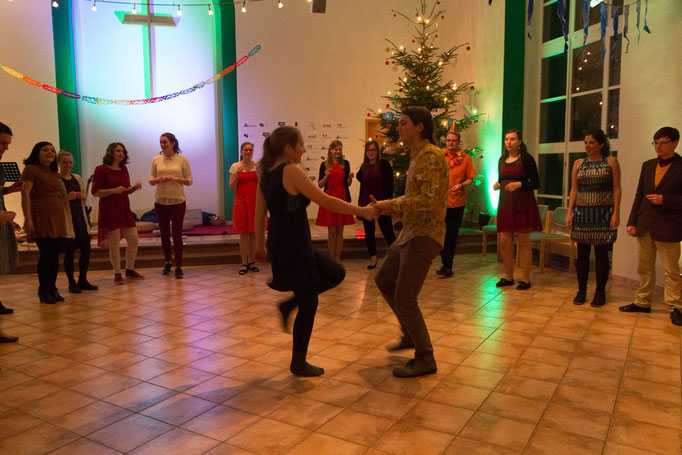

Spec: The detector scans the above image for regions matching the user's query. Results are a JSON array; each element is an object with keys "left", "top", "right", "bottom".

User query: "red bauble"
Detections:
[
  {"left": 412, "top": 39, "right": 415, "bottom": 43},
  {"left": 474, "top": 119, "right": 479, "bottom": 124},
  {"left": 446, "top": 85, "right": 450, "bottom": 89},
  {"left": 479, "top": 155, "right": 483, "bottom": 159},
  {"left": 391, "top": 61, "right": 395, "bottom": 64},
  {"left": 445, "top": 108, "right": 449, "bottom": 112},
  {"left": 435, "top": 34, "right": 438, "bottom": 38},
  {"left": 468, "top": 121, "right": 473, "bottom": 124},
  {"left": 399, "top": 88, "right": 403, "bottom": 92},
  {"left": 367, "top": 113, "right": 371, "bottom": 117},
  {"left": 436, "top": 1, "right": 440, "bottom": 4},
  {"left": 421, "top": 78, "right": 425, "bottom": 82},
  {"left": 441, "top": 15, "right": 444, "bottom": 19},
  {"left": 393, "top": 14, "right": 396, "bottom": 17},
  {"left": 470, "top": 85, "right": 475, "bottom": 90},
  {"left": 469, "top": 187, "right": 474, "bottom": 191},
  {"left": 385, "top": 61, "right": 390, "bottom": 65},
  {"left": 386, "top": 104, "right": 390, "bottom": 108},
  {"left": 466, "top": 46, "right": 471, "bottom": 51}
]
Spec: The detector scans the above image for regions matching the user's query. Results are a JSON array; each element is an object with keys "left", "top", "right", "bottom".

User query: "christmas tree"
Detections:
[{"left": 369, "top": 0, "right": 483, "bottom": 198}]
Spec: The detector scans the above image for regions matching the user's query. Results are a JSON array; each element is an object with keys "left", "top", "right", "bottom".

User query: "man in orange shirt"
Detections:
[{"left": 437, "top": 131, "right": 476, "bottom": 277}]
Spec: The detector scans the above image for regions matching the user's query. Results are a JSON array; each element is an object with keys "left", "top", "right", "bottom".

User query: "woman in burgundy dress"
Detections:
[
  {"left": 92, "top": 142, "right": 144, "bottom": 284},
  {"left": 356, "top": 140, "right": 395, "bottom": 269},
  {"left": 493, "top": 129, "right": 543, "bottom": 290},
  {"left": 229, "top": 141, "right": 259, "bottom": 275},
  {"left": 316, "top": 140, "right": 354, "bottom": 261}
]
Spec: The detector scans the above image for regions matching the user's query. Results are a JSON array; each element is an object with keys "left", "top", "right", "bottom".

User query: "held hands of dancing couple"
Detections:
[{"left": 253, "top": 162, "right": 379, "bottom": 264}]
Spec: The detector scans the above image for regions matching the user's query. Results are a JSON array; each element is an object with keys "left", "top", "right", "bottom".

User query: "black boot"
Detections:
[
  {"left": 0, "top": 302, "right": 13, "bottom": 315},
  {"left": 77, "top": 278, "right": 98, "bottom": 290},
  {"left": 573, "top": 290, "right": 587, "bottom": 305},
  {"left": 38, "top": 288, "right": 56, "bottom": 304},
  {"left": 590, "top": 292, "right": 606, "bottom": 307},
  {"left": 52, "top": 288, "right": 65, "bottom": 302},
  {"left": 68, "top": 281, "right": 82, "bottom": 294},
  {"left": 290, "top": 351, "right": 324, "bottom": 377}
]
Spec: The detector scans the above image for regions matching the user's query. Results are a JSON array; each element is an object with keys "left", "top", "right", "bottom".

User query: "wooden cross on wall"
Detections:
[{"left": 116, "top": 1, "right": 180, "bottom": 98}]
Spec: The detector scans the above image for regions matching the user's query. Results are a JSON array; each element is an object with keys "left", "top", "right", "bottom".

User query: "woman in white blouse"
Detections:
[{"left": 149, "top": 132, "right": 193, "bottom": 278}]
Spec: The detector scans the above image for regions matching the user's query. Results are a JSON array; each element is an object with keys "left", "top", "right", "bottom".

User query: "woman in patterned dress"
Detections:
[{"left": 567, "top": 129, "right": 621, "bottom": 307}]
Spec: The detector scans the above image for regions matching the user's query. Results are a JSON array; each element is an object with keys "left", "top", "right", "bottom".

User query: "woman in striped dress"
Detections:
[{"left": 566, "top": 129, "right": 621, "bottom": 307}]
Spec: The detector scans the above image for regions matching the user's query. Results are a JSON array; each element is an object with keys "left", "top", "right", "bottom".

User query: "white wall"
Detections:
[
  {"left": 611, "top": 1, "right": 682, "bottom": 284},
  {"left": 0, "top": 2, "right": 60, "bottom": 223}
]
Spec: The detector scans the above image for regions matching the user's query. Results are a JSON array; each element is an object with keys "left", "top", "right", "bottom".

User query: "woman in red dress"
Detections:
[
  {"left": 92, "top": 142, "right": 144, "bottom": 284},
  {"left": 229, "top": 141, "right": 259, "bottom": 275},
  {"left": 316, "top": 140, "right": 354, "bottom": 261},
  {"left": 493, "top": 129, "right": 543, "bottom": 290}
]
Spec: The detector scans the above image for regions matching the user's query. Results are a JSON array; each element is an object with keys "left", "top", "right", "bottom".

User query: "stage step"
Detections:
[{"left": 12, "top": 228, "right": 497, "bottom": 274}]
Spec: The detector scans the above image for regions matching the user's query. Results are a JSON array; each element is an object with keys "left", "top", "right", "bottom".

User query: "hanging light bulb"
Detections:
[
  {"left": 52, "top": 1, "right": 59, "bottom": 7},
  {"left": 208, "top": 4, "right": 213, "bottom": 15},
  {"left": 241, "top": 1, "right": 246, "bottom": 13},
  {"left": 278, "top": 0, "right": 284, "bottom": 8},
  {"left": 403, "top": 77, "right": 407, "bottom": 82},
  {"left": 131, "top": 3, "right": 137, "bottom": 14},
  {"left": 91, "top": 0, "right": 97, "bottom": 12},
  {"left": 177, "top": 4, "right": 182, "bottom": 16}
]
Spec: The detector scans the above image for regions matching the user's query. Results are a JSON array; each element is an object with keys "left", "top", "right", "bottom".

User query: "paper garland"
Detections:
[{"left": 0, "top": 44, "right": 261, "bottom": 106}]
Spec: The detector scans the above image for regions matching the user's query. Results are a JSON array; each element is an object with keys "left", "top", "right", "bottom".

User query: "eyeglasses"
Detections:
[
  {"left": 652, "top": 140, "right": 672, "bottom": 146},
  {"left": 445, "top": 139, "right": 460, "bottom": 142}
]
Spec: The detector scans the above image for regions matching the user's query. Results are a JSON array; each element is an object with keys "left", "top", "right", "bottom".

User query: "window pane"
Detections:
[
  {"left": 607, "top": 88, "right": 620, "bottom": 139},
  {"left": 538, "top": 153, "right": 565, "bottom": 196},
  {"left": 537, "top": 196, "right": 563, "bottom": 210},
  {"left": 572, "top": 41, "right": 603, "bottom": 94},
  {"left": 540, "top": 99, "right": 566, "bottom": 143},
  {"left": 543, "top": 2, "right": 570, "bottom": 43},
  {"left": 571, "top": 92, "right": 602, "bottom": 142},
  {"left": 609, "top": 34, "right": 622, "bottom": 86},
  {"left": 541, "top": 53, "right": 568, "bottom": 99},
  {"left": 572, "top": 0, "right": 623, "bottom": 32}
]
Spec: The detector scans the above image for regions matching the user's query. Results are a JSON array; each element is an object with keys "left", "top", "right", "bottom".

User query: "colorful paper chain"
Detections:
[{"left": 0, "top": 44, "right": 261, "bottom": 106}]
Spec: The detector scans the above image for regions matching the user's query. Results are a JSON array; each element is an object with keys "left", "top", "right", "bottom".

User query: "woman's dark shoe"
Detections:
[
  {"left": 290, "top": 351, "right": 324, "bottom": 377},
  {"left": 248, "top": 262, "right": 259, "bottom": 273},
  {"left": 38, "top": 288, "right": 56, "bottom": 304},
  {"left": 573, "top": 290, "right": 587, "bottom": 305},
  {"left": 278, "top": 298, "right": 296, "bottom": 332},
  {"left": 496, "top": 278, "right": 515, "bottom": 287},
  {"left": 77, "top": 279, "right": 98, "bottom": 291},
  {"left": 386, "top": 336, "right": 415, "bottom": 352},
  {"left": 0, "top": 302, "right": 13, "bottom": 314},
  {"left": 162, "top": 263, "right": 172, "bottom": 275},
  {"left": 619, "top": 303, "right": 651, "bottom": 313},
  {"left": 68, "top": 282, "right": 82, "bottom": 294},
  {"left": 238, "top": 264, "right": 249, "bottom": 275},
  {"left": 671, "top": 308, "right": 682, "bottom": 326},
  {"left": 125, "top": 269, "right": 145, "bottom": 279},
  {"left": 175, "top": 267, "right": 184, "bottom": 279},
  {"left": 516, "top": 281, "right": 532, "bottom": 290},
  {"left": 52, "top": 289, "right": 65, "bottom": 302},
  {"left": 436, "top": 266, "right": 453, "bottom": 278},
  {"left": 367, "top": 260, "right": 378, "bottom": 270},
  {"left": 0, "top": 334, "right": 18, "bottom": 343},
  {"left": 590, "top": 292, "right": 606, "bottom": 307},
  {"left": 392, "top": 358, "right": 438, "bottom": 378}
]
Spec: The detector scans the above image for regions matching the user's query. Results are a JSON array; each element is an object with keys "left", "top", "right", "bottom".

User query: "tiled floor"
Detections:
[{"left": 0, "top": 254, "right": 680, "bottom": 454}]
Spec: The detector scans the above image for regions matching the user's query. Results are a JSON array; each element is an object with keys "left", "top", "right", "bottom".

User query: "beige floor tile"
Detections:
[
  {"left": 479, "top": 391, "right": 547, "bottom": 423},
  {"left": 47, "top": 438, "right": 122, "bottom": 455},
  {"left": 494, "top": 374, "right": 557, "bottom": 401},
  {"left": 183, "top": 375, "right": 251, "bottom": 403},
  {"left": 267, "top": 396, "right": 343, "bottom": 430},
  {"left": 88, "top": 413, "right": 173, "bottom": 453},
  {"left": 0, "top": 408, "right": 43, "bottom": 439},
  {"left": 331, "top": 361, "right": 393, "bottom": 387},
  {"left": 373, "top": 422, "right": 454, "bottom": 455},
  {"left": 608, "top": 417, "right": 682, "bottom": 454},
  {"left": 539, "top": 402, "right": 611, "bottom": 440},
  {"left": 52, "top": 400, "right": 132, "bottom": 436},
  {"left": 561, "top": 366, "right": 622, "bottom": 393},
  {"left": 287, "top": 433, "right": 366, "bottom": 455},
  {"left": 19, "top": 389, "right": 95, "bottom": 420},
  {"left": 603, "top": 442, "right": 660, "bottom": 454},
  {"left": 221, "top": 360, "right": 284, "bottom": 384},
  {"left": 0, "top": 379, "right": 62, "bottom": 407},
  {"left": 317, "top": 409, "right": 395, "bottom": 446},
  {"left": 116, "top": 357, "right": 180, "bottom": 381},
  {"left": 181, "top": 405, "right": 260, "bottom": 441},
  {"left": 349, "top": 389, "right": 419, "bottom": 420},
  {"left": 401, "top": 400, "right": 474, "bottom": 434},
  {"left": 526, "top": 426, "right": 604, "bottom": 455},
  {"left": 302, "top": 378, "right": 369, "bottom": 406},
  {"left": 509, "top": 359, "right": 566, "bottom": 382},
  {"left": 103, "top": 382, "right": 177, "bottom": 412},
  {"left": 624, "top": 362, "right": 681, "bottom": 386},
  {"left": 70, "top": 371, "right": 141, "bottom": 399},
  {"left": 552, "top": 384, "right": 617, "bottom": 414},
  {"left": 444, "top": 366, "right": 505, "bottom": 390},
  {"left": 139, "top": 393, "right": 217, "bottom": 425},
  {"left": 224, "top": 386, "right": 290, "bottom": 416},
  {"left": 227, "top": 417, "right": 310, "bottom": 455},
  {"left": 424, "top": 381, "right": 491, "bottom": 410},
  {"left": 459, "top": 412, "right": 535, "bottom": 451},
  {"left": 204, "top": 442, "right": 260, "bottom": 454},
  {"left": 0, "top": 423, "right": 79, "bottom": 455},
  {"left": 614, "top": 395, "right": 682, "bottom": 429},
  {"left": 443, "top": 436, "right": 521, "bottom": 454},
  {"left": 619, "top": 377, "right": 682, "bottom": 406},
  {"left": 129, "top": 427, "right": 221, "bottom": 455}
]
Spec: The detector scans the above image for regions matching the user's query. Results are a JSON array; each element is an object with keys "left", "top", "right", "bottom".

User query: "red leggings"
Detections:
[{"left": 156, "top": 201, "right": 186, "bottom": 267}]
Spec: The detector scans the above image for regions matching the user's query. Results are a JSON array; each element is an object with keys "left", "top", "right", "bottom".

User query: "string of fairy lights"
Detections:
[{"left": 41, "top": 0, "right": 310, "bottom": 14}]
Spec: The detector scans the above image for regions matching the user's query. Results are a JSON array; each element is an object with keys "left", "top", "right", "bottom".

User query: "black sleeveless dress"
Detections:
[{"left": 260, "top": 163, "right": 319, "bottom": 292}]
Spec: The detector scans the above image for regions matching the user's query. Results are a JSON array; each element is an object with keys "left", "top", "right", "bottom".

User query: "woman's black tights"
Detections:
[{"left": 576, "top": 243, "right": 610, "bottom": 294}]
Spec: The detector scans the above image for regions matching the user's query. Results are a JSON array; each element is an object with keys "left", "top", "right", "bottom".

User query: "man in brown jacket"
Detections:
[{"left": 620, "top": 127, "right": 682, "bottom": 326}]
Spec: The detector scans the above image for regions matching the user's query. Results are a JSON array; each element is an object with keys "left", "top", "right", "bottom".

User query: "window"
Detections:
[{"left": 533, "top": 0, "right": 622, "bottom": 209}]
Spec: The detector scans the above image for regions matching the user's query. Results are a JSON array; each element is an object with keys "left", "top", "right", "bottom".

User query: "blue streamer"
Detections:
[
  {"left": 636, "top": 0, "right": 641, "bottom": 42},
  {"left": 557, "top": 0, "right": 568, "bottom": 52},
  {"left": 623, "top": 5, "right": 630, "bottom": 53},
  {"left": 643, "top": 0, "right": 651, "bottom": 33},
  {"left": 582, "top": 0, "right": 590, "bottom": 47},
  {"left": 600, "top": 3, "right": 608, "bottom": 59},
  {"left": 612, "top": 6, "right": 620, "bottom": 56},
  {"left": 527, "top": 0, "right": 534, "bottom": 39}
]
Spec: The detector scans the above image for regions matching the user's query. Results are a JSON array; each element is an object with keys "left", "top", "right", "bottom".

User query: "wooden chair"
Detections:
[
  {"left": 529, "top": 207, "right": 575, "bottom": 272},
  {"left": 481, "top": 216, "right": 498, "bottom": 258}
]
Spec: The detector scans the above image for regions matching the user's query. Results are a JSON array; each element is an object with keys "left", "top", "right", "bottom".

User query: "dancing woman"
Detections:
[{"left": 255, "top": 126, "right": 375, "bottom": 377}]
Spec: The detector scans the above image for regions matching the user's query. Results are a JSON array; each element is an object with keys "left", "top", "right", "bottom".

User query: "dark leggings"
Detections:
[
  {"left": 156, "top": 201, "right": 186, "bottom": 267},
  {"left": 576, "top": 243, "right": 611, "bottom": 293},
  {"left": 35, "top": 238, "right": 63, "bottom": 290},
  {"left": 63, "top": 234, "right": 91, "bottom": 283},
  {"left": 361, "top": 215, "right": 396, "bottom": 257},
  {"left": 280, "top": 250, "right": 346, "bottom": 356},
  {"left": 440, "top": 206, "right": 465, "bottom": 269}
]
